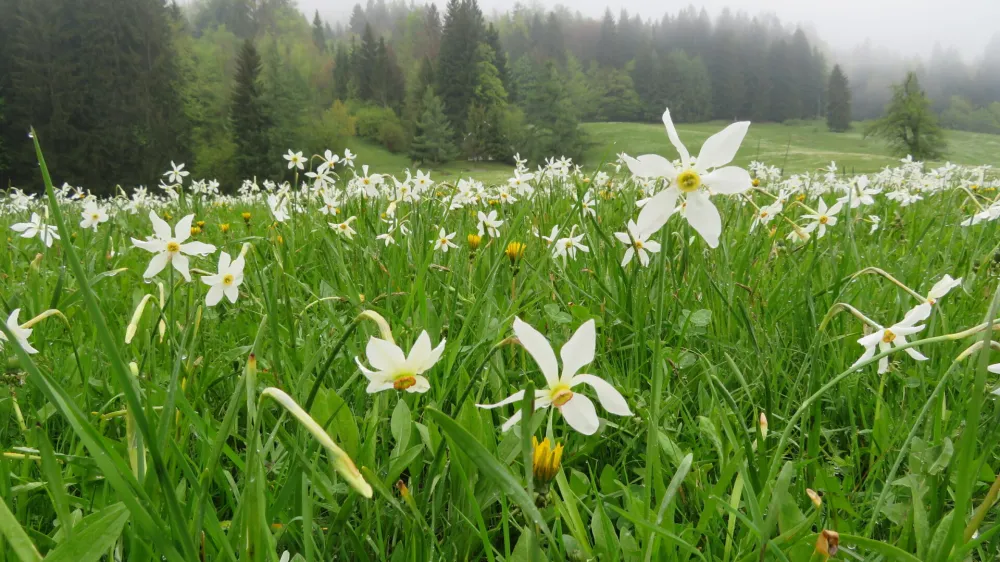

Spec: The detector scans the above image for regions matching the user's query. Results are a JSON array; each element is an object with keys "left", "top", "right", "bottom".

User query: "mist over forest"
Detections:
[{"left": 2, "top": 0, "right": 999, "bottom": 191}]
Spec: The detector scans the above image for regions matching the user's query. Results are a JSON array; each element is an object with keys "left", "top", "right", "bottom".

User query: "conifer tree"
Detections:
[
  {"left": 356, "top": 24, "right": 379, "bottom": 101},
  {"left": 333, "top": 44, "right": 351, "bottom": 101},
  {"left": 826, "top": 64, "right": 851, "bottom": 132},
  {"left": 437, "top": 0, "right": 484, "bottom": 134},
  {"left": 410, "top": 87, "right": 458, "bottom": 164},
  {"left": 231, "top": 39, "right": 272, "bottom": 180},
  {"left": 866, "top": 72, "right": 946, "bottom": 160},
  {"left": 312, "top": 10, "right": 327, "bottom": 52},
  {"left": 465, "top": 44, "right": 509, "bottom": 160}
]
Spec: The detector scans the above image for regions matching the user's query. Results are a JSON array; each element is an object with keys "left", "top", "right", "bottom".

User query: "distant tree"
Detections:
[
  {"left": 333, "top": 43, "right": 351, "bottom": 100},
  {"left": 312, "top": 10, "right": 327, "bottom": 52},
  {"left": 465, "top": 44, "right": 509, "bottom": 160},
  {"left": 355, "top": 24, "right": 379, "bottom": 101},
  {"left": 826, "top": 64, "right": 851, "bottom": 132},
  {"left": 484, "top": 24, "right": 510, "bottom": 95},
  {"left": 661, "top": 51, "right": 712, "bottom": 122},
  {"left": 410, "top": 87, "right": 458, "bottom": 164},
  {"left": 231, "top": 39, "right": 272, "bottom": 179},
  {"left": 866, "top": 72, "right": 946, "bottom": 160},
  {"left": 436, "top": 0, "right": 484, "bottom": 134},
  {"left": 349, "top": 4, "right": 367, "bottom": 35},
  {"left": 373, "top": 37, "right": 405, "bottom": 111}
]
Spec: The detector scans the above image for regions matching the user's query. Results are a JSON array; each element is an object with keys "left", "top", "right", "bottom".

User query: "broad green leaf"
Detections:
[
  {"left": 0, "top": 497, "right": 42, "bottom": 561},
  {"left": 45, "top": 503, "right": 130, "bottom": 562}
]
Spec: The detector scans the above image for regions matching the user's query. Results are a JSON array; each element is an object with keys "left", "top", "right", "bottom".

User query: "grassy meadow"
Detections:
[
  {"left": 352, "top": 120, "right": 1000, "bottom": 185},
  {"left": 2, "top": 128, "right": 1000, "bottom": 562}
]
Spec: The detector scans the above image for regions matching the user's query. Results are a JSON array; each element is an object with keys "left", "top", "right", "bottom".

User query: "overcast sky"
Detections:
[{"left": 296, "top": 0, "right": 1000, "bottom": 61}]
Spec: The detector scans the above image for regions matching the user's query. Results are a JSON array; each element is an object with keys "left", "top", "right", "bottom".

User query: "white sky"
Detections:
[{"left": 293, "top": 0, "right": 1000, "bottom": 61}]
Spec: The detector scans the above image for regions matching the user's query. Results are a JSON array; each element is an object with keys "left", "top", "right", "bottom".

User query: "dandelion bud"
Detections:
[
  {"left": 505, "top": 242, "right": 526, "bottom": 266},
  {"left": 814, "top": 530, "right": 839, "bottom": 559},
  {"left": 759, "top": 412, "right": 768, "bottom": 439},
  {"left": 190, "top": 226, "right": 202, "bottom": 236},
  {"left": 241, "top": 212, "right": 251, "bottom": 224},
  {"left": 807, "top": 488, "right": 822, "bottom": 509},
  {"left": 752, "top": 178, "right": 761, "bottom": 187},
  {"left": 196, "top": 220, "right": 206, "bottom": 228},
  {"left": 531, "top": 436, "right": 563, "bottom": 490},
  {"left": 220, "top": 223, "right": 231, "bottom": 234},
  {"left": 467, "top": 233, "right": 482, "bottom": 251}
]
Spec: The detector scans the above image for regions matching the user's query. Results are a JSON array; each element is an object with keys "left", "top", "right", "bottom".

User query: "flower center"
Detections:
[
  {"left": 166, "top": 241, "right": 180, "bottom": 253},
  {"left": 677, "top": 170, "right": 701, "bottom": 193},
  {"left": 550, "top": 385, "right": 573, "bottom": 408},
  {"left": 394, "top": 376, "right": 416, "bottom": 390},
  {"left": 882, "top": 329, "right": 896, "bottom": 344},
  {"left": 91, "top": 213, "right": 99, "bottom": 220},
  {"left": 633, "top": 240, "right": 644, "bottom": 250},
  {"left": 819, "top": 215, "right": 829, "bottom": 224},
  {"left": 760, "top": 211, "right": 768, "bottom": 218},
  {"left": 222, "top": 274, "right": 234, "bottom": 286},
  {"left": 564, "top": 240, "right": 573, "bottom": 248}
]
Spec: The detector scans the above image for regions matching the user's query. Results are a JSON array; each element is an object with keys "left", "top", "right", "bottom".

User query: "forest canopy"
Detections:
[{"left": 1, "top": 0, "right": 998, "bottom": 193}]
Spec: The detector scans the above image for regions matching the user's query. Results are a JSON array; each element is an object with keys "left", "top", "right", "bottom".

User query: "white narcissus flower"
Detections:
[
  {"left": 0, "top": 309, "right": 38, "bottom": 355},
  {"left": 623, "top": 108, "right": 752, "bottom": 248},
  {"left": 342, "top": 148, "right": 356, "bottom": 167},
  {"left": 164, "top": 161, "right": 189, "bottom": 184},
  {"left": 477, "top": 210, "right": 504, "bottom": 238},
  {"left": 330, "top": 216, "right": 357, "bottom": 239},
  {"left": 268, "top": 194, "right": 290, "bottom": 222},
  {"left": 355, "top": 331, "right": 445, "bottom": 393},
  {"left": 477, "top": 318, "right": 631, "bottom": 435},
  {"left": 80, "top": 202, "right": 110, "bottom": 231},
  {"left": 318, "top": 150, "right": 340, "bottom": 173},
  {"left": 284, "top": 149, "right": 305, "bottom": 170},
  {"left": 925, "top": 274, "right": 962, "bottom": 305},
  {"left": 131, "top": 212, "right": 216, "bottom": 282},
  {"left": 553, "top": 225, "right": 589, "bottom": 262},
  {"left": 868, "top": 215, "right": 881, "bottom": 233},
  {"left": 614, "top": 220, "right": 661, "bottom": 267},
  {"left": 432, "top": 227, "right": 458, "bottom": 252},
  {"left": 11, "top": 212, "right": 60, "bottom": 247},
  {"left": 750, "top": 201, "right": 782, "bottom": 233},
  {"left": 201, "top": 252, "right": 245, "bottom": 306},
  {"left": 801, "top": 199, "right": 843, "bottom": 239},
  {"left": 852, "top": 303, "right": 931, "bottom": 374}
]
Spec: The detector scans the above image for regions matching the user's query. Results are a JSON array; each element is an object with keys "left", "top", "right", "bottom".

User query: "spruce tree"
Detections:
[
  {"left": 826, "top": 64, "right": 851, "bottom": 132},
  {"left": 437, "top": 0, "right": 484, "bottom": 134},
  {"left": 465, "top": 44, "right": 509, "bottom": 161},
  {"left": 866, "top": 72, "right": 946, "bottom": 160},
  {"left": 231, "top": 39, "right": 272, "bottom": 180},
  {"left": 410, "top": 87, "right": 458, "bottom": 164},
  {"left": 312, "top": 10, "right": 327, "bottom": 52},
  {"left": 356, "top": 24, "right": 379, "bottom": 102},
  {"left": 333, "top": 44, "right": 351, "bottom": 101}
]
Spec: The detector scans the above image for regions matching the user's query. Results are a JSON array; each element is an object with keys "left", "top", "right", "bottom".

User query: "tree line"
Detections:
[{"left": 1, "top": 0, "right": 998, "bottom": 193}]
